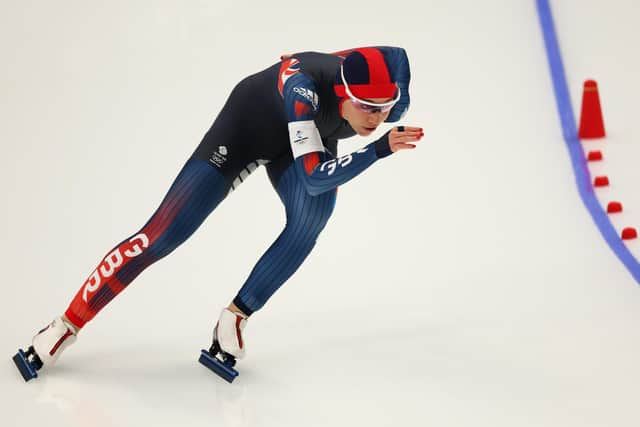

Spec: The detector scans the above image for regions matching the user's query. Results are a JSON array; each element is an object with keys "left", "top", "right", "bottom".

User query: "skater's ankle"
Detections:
[
  {"left": 61, "top": 314, "right": 80, "bottom": 334},
  {"left": 226, "top": 303, "right": 248, "bottom": 318}
]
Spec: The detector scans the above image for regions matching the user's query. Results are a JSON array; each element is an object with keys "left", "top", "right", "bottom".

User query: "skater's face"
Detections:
[{"left": 342, "top": 97, "right": 393, "bottom": 136}]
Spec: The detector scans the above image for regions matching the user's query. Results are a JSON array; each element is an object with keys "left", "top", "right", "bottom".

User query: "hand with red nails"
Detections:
[{"left": 388, "top": 126, "right": 423, "bottom": 152}]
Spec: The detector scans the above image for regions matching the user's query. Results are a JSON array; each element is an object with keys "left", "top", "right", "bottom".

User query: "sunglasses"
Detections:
[{"left": 340, "top": 65, "right": 401, "bottom": 113}]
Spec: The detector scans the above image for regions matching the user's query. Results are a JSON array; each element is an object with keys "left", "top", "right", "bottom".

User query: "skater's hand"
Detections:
[{"left": 388, "top": 126, "right": 423, "bottom": 152}]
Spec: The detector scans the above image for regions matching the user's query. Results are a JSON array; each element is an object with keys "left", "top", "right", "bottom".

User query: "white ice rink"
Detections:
[{"left": 2, "top": 1, "right": 640, "bottom": 426}]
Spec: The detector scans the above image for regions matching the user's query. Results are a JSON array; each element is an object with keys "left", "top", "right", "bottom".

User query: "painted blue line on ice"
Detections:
[{"left": 536, "top": 0, "right": 640, "bottom": 283}]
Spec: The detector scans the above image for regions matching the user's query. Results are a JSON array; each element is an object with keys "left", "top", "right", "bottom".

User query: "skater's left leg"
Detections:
[
  {"left": 233, "top": 160, "right": 337, "bottom": 316},
  {"left": 206, "top": 160, "right": 336, "bottom": 366}
]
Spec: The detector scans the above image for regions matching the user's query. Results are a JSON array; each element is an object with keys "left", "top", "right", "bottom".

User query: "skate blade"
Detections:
[
  {"left": 12, "top": 349, "right": 38, "bottom": 382},
  {"left": 199, "top": 349, "right": 238, "bottom": 383}
]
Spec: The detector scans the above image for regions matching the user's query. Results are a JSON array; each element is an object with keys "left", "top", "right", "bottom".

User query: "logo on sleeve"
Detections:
[
  {"left": 293, "top": 87, "right": 319, "bottom": 111},
  {"left": 293, "top": 130, "right": 309, "bottom": 145},
  {"left": 278, "top": 58, "right": 301, "bottom": 96}
]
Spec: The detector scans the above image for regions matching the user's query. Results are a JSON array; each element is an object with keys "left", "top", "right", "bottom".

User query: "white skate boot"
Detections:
[
  {"left": 214, "top": 308, "right": 248, "bottom": 360},
  {"left": 198, "top": 308, "right": 249, "bottom": 383},
  {"left": 33, "top": 316, "right": 78, "bottom": 366},
  {"left": 13, "top": 316, "right": 78, "bottom": 381}
]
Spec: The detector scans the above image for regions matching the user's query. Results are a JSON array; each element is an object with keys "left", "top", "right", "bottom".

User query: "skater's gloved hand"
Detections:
[
  {"left": 373, "top": 125, "right": 423, "bottom": 159},
  {"left": 388, "top": 126, "right": 423, "bottom": 152}
]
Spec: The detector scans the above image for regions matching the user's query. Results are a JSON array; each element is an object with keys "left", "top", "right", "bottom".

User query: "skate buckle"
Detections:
[
  {"left": 199, "top": 349, "right": 239, "bottom": 383},
  {"left": 12, "top": 348, "right": 40, "bottom": 382}
]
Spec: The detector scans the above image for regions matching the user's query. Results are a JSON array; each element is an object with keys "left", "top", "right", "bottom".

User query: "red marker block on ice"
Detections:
[
  {"left": 594, "top": 176, "right": 609, "bottom": 187},
  {"left": 607, "top": 202, "right": 623, "bottom": 214},
  {"left": 587, "top": 150, "right": 603, "bottom": 161},
  {"left": 622, "top": 227, "right": 638, "bottom": 240}
]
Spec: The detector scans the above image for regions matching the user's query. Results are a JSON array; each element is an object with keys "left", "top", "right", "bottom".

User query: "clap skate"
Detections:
[
  {"left": 13, "top": 316, "right": 78, "bottom": 382},
  {"left": 13, "top": 346, "right": 43, "bottom": 382},
  {"left": 199, "top": 308, "right": 248, "bottom": 383}
]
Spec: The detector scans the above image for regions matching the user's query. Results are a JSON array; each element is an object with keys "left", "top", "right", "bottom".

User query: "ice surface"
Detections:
[{"left": 1, "top": 1, "right": 639, "bottom": 426}]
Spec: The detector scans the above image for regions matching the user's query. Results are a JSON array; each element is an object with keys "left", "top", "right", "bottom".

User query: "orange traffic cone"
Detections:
[{"left": 578, "top": 80, "right": 606, "bottom": 139}]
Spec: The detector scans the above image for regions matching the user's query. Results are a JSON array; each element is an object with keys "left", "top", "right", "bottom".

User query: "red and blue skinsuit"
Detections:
[{"left": 65, "top": 46, "right": 411, "bottom": 328}]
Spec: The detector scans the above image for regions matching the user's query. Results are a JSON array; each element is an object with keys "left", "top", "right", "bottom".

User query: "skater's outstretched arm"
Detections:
[{"left": 282, "top": 72, "right": 422, "bottom": 197}]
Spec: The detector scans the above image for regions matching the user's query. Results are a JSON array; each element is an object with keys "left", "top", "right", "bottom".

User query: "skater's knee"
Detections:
[{"left": 285, "top": 195, "right": 336, "bottom": 238}]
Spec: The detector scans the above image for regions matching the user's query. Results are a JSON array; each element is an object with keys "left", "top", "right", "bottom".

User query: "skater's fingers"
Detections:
[
  {"left": 390, "top": 128, "right": 423, "bottom": 142},
  {"left": 393, "top": 126, "right": 423, "bottom": 134},
  {"left": 392, "top": 134, "right": 423, "bottom": 143},
  {"left": 392, "top": 131, "right": 423, "bottom": 139},
  {"left": 390, "top": 142, "right": 418, "bottom": 152},
  {"left": 389, "top": 133, "right": 423, "bottom": 147}
]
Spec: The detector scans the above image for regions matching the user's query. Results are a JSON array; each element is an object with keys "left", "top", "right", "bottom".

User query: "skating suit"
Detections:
[{"left": 64, "top": 47, "right": 411, "bottom": 328}]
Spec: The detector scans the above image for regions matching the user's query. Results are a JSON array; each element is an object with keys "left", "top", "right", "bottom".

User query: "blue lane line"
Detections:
[{"left": 536, "top": 0, "right": 640, "bottom": 283}]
